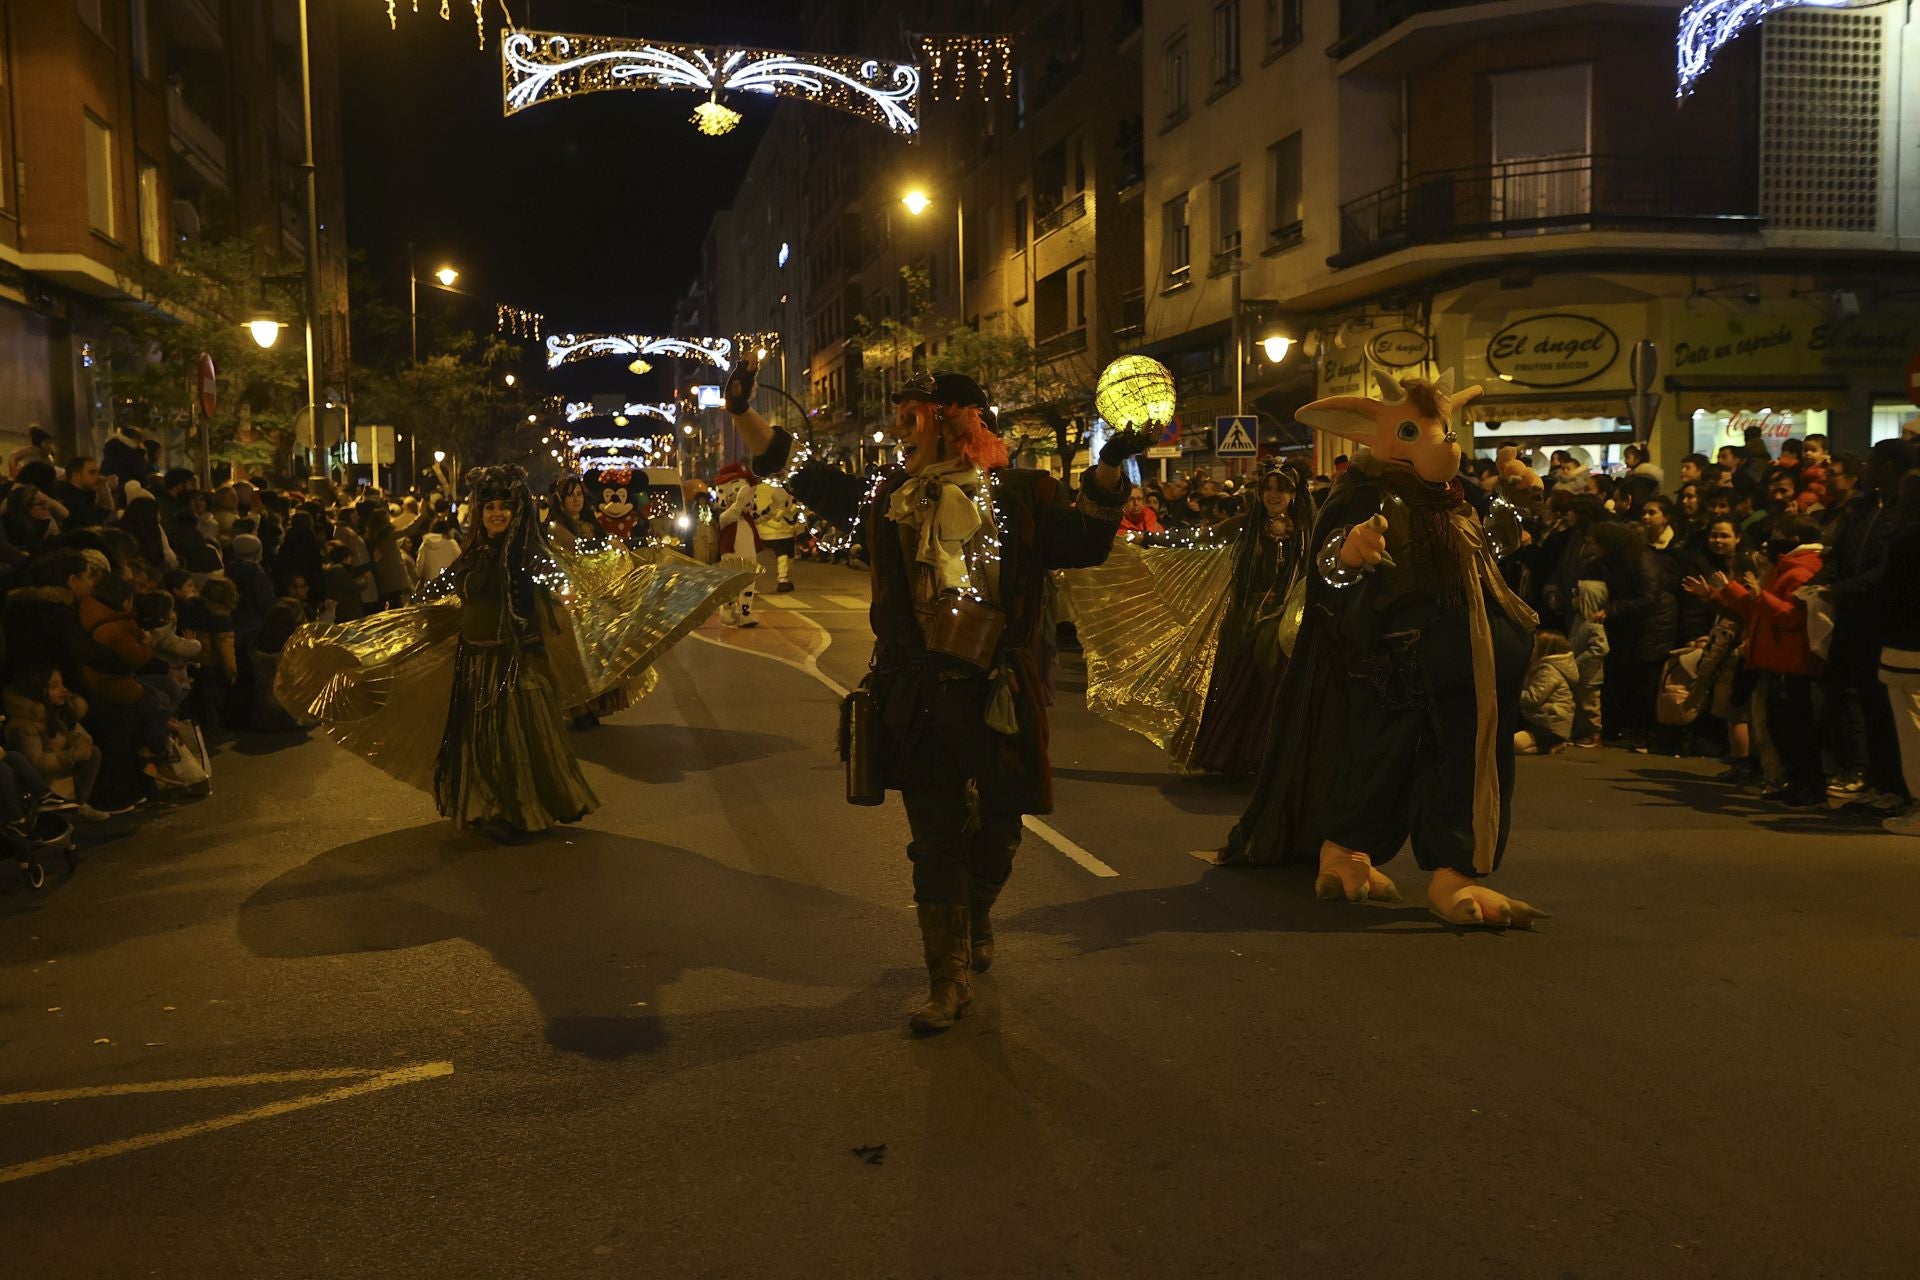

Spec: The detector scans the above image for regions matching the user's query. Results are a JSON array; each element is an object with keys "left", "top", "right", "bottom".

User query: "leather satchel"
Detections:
[{"left": 919, "top": 592, "right": 1006, "bottom": 672}]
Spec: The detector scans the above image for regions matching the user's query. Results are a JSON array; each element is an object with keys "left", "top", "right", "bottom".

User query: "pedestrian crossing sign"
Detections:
[{"left": 1214, "top": 415, "right": 1258, "bottom": 457}]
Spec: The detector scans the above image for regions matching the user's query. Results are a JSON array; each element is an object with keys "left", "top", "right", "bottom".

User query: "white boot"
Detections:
[{"left": 735, "top": 589, "right": 758, "bottom": 628}]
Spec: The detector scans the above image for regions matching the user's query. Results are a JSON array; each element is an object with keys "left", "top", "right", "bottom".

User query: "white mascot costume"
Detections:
[
  {"left": 714, "top": 461, "right": 762, "bottom": 628},
  {"left": 753, "top": 478, "right": 799, "bottom": 592}
]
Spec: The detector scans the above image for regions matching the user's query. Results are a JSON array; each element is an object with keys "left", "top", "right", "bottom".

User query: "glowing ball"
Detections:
[{"left": 1095, "top": 356, "right": 1177, "bottom": 430}]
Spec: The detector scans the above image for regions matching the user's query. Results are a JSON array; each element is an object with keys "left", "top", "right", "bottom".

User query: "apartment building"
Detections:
[
  {"left": 1142, "top": 0, "right": 1920, "bottom": 472},
  {"left": 0, "top": 0, "right": 350, "bottom": 457}
]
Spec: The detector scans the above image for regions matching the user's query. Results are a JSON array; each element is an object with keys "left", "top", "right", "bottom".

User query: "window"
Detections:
[
  {"left": 1071, "top": 265, "right": 1088, "bottom": 330},
  {"left": 1162, "top": 193, "right": 1191, "bottom": 286},
  {"left": 84, "top": 113, "right": 116, "bottom": 239},
  {"left": 1012, "top": 194, "right": 1029, "bottom": 252},
  {"left": 137, "top": 159, "right": 163, "bottom": 261},
  {"left": 77, "top": 0, "right": 106, "bottom": 39},
  {"left": 1489, "top": 63, "right": 1593, "bottom": 223},
  {"left": 1211, "top": 166, "right": 1241, "bottom": 267},
  {"left": 1264, "top": 0, "right": 1302, "bottom": 52},
  {"left": 1163, "top": 29, "right": 1190, "bottom": 125},
  {"left": 1266, "top": 132, "right": 1303, "bottom": 250},
  {"left": 1211, "top": 1, "right": 1241, "bottom": 92}
]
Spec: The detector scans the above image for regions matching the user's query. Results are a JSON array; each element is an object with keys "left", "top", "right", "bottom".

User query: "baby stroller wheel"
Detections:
[{"left": 21, "top": 857, "right": 48, "bottom": 891}]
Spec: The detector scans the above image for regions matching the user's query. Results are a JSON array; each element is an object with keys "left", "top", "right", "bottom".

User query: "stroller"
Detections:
[{"left": 3, "top": 790, "right": 76, "bottom": 894}]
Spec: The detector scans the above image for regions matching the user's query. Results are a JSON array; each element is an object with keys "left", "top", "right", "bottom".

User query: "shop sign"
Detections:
[
  {"left": 1473, "top": 396, "right": 1628, "bottom": 423},
  {"left": 1669, "top": 307, "right": 1920, "bottom": 380},
  {"left": 1366, "top": 328, "right": 1430, "bottom": 368},
  {"left": 1485, "top": 313, "right": 1620, "bottom": 388},
  {"left": 1689, "top": 406, "right": 1826, "bottom": 455}
]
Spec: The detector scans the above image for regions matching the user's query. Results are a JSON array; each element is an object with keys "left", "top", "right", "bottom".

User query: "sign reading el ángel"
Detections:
[{"left": 1484, "top": 313, "right": 1621, "bottom": 388}]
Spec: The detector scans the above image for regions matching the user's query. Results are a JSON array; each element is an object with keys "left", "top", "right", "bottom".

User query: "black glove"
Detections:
[
  {"left": 1099, "top": 428, "right": 1154, "bottom": 467},
  {"left": 723, "top": 357, "right": 758, "bottom": 416}
]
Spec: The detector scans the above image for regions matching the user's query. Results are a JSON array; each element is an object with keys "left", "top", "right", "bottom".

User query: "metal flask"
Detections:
[{"left": 842, "top": 685, "right": 887, "bottom": 807}]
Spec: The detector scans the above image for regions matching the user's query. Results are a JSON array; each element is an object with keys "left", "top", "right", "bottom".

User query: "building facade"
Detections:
[
  {"left": 1140, "top": 0, "right": 1920, "bottom": 473},
  {"left": 0, "top": 0, "right": 350, "bottom": 460}
]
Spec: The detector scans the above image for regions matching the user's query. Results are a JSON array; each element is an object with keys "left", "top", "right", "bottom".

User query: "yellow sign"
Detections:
[{"left": 1668, "top": 306, "right": 1920, "bottom": 380}]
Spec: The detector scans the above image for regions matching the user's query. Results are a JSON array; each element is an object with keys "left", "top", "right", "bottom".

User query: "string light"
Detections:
[
  {"left": 503, "top": 31, "right": 923, "bottom": 135},
  {"left": 545, "top": 333, "right": 733, "bottom": 370},
  {"left": 916, "top": 35, "right": 1015, "bottom": 102},
  {"left": 496, "top": 303, "right": 544, "bottom": 339},
  {"left": 692, "top": 95, "right": 744, "bottom": 136},
  {"left": 380, "top": 0, "right": 490, "bottom": 49},
  {"left": 1676, "top": 0, "right": 1851, "bottom": 95},
  {"left": 563, "top": 401, "right": 678, "bottom": 425}
]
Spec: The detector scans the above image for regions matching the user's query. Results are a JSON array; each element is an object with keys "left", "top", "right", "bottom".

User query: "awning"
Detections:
[
  {"left": 1676, "top": 388, "right": 1849, "bottom": 414},
  {"left": 1471, "top": 394, "right": 1629, "bottom": 424}
]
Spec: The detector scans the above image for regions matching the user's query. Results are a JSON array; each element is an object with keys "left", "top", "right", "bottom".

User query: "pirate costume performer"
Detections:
[
  {"left": 275, "top": 465, "right": 754, "bottom": 837},
  {"left": 1202, "top": 372, "right": 1546, "bottom": 928},
  {"left": 836, "top": 371, "right": 1147, "bottom": 1033}
]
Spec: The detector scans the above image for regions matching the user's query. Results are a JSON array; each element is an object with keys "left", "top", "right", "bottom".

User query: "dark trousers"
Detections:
[
  {"left": 902, "top": 784, "right": 1021, "bottom": 907},
  {"left": 1827, "top": 644, "right": 1904, "bottom": 794},
  {"left": 1768, "top": 673, "right": 1825, "bottom": 794},
  {"left": 1324, "top": 609, "right": 1530, "bottom": 878},
  {"left": 1604, "top": 653, "right": 1659, "bottom": 741}
]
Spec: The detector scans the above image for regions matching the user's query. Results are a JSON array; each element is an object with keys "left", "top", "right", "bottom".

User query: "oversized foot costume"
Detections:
[{"left": 1208, "top": 371, "right": 1548, "bottom": 928}]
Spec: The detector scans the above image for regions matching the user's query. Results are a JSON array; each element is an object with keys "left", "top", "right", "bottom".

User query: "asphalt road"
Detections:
[{"left": 3, "top": 558, "right": 1917, "bottom": 1279}]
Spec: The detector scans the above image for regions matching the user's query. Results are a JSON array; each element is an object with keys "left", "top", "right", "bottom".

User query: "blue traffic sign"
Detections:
[{"left": 1214, "top": 415, "right": 1258, "bottom": 457}]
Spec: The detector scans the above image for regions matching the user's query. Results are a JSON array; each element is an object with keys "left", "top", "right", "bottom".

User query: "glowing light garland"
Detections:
[
  {"left": 546, "top": 333, "right": 733, "bottom": 370},
  {"left": 496, "top": 303, "right": 544, "bottom": 339},
  {"left": 502, "top": 30, "right": 922, "bottom": 135},
  {"left": 1676, "top": 0, "right": 1856, "bottom": 94},
  {"left": 916, "top": 35, "right": 1015, "bottom": 102},
  {"left": 564, "top": 402, "right": 679, "bottom": 425},
  {"left": 382, "top": 0, "right": 490, "bottom": 50}
]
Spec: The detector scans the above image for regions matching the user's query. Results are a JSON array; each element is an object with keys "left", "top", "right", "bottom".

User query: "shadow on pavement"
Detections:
[
  {"left": 1008, "top": 865, "right": 1444, "bottom": 953},
  {"left": 1615, "top": 767, "right": 1890, "bottom": 833},
  {"left": 1053, "top": 765, "right": 1252, "bottom": 816},
  {"left": 237, "top": 823, "right": 907, "bottom": 1061},
  {"left": 567, "top": 722, "right": 799, "bottom": 784}
]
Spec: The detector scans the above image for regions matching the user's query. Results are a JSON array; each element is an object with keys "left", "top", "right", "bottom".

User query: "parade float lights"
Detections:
[{"left": 1676, "top": 0, "right": 1854, "bottom": 94}]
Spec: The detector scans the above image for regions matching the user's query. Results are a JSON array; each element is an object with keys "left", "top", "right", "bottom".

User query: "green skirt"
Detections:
[{"left": 434, "top": 641, "right": 599, "bottom": 831}]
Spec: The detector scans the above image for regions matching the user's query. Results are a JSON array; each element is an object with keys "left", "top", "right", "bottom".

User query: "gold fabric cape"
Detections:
[
  {"left": 274, "top": 544, "right": 753, "bottom": 793},
  {"left": 1058, "top": 538, "right": 1235, "bottom": 767}
]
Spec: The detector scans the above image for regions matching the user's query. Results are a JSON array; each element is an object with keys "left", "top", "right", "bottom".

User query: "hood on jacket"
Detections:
[
  {"left": 1542, "top": 652, "right": 1580, "bottom": 684},
  {"left": 2, "top": 687, "right": 86, "bottom": 729},
  {"left": 1573, "top": 579, "right": 1609, "bottom": 618},
  {"left": 5, "top": 585, "right": 77, "bottom": 609}
]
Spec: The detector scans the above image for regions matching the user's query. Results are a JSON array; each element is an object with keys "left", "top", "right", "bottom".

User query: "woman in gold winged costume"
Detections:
[{"left": 275, "top": 465, "right": 752, "bottom": 838}]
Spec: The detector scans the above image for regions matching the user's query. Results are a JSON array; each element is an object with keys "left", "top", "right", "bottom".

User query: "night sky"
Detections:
[{"left": 340, "top": 1, "right": 802, "bottom": 346}]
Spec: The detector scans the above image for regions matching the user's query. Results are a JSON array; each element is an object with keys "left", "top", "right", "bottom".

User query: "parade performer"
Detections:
[
  {"left": 753, "top": 476, "right": 800, "bottom": 593},
  {"left": 775, "top": 370, "right": 1146, "bottom": 1033},
  {"left": 1202, "top": 371, "right": 1546, "bottom": 928},
  {"left": 713, "top": 462, "right": 762, "bottom": 627},
  {"left": 548, "top": 474, "right": 629, "bottom": 730},
  {"left": 275, "top": 465, "right": 753, "bottom": 838},
  {"left": 1188, "top": 461, "right": 1316, "bottom": 776}
]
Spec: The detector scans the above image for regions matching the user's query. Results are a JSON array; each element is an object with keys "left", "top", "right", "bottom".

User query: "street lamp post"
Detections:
[
  {"left": 295, "top": 0, "right": 324, "bottom": 477},
  {"left": 902, "top": 187, "right": 967, "bottom": 325}
]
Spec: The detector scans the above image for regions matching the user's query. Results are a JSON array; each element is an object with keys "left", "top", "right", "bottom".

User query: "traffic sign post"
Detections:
[
  {"left": 1214, "top": 415, "right": 1258, "bottom": 457},
  {"left": 1145, "top": 416, "right": 1183, "bottom": 460}
]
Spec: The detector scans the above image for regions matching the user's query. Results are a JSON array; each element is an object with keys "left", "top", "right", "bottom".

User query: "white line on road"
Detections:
[
  {"left": 694, "top": 621, "right": 1121, "bottom": 878},
  {"left": 826, "top": 594, "right": 872, "bottom": 610},
  {"left": 0, "top": 1061, "right": 455, "bottom": 1185},
  {"left": 758, "top": 595, "right": 811, "bottom": 609},
  {"left": 0, "top": 1065, "right": 392, "bottom": 1106}
]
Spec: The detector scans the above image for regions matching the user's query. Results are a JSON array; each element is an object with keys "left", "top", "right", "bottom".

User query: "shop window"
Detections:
[
  {"left": 1162, "top": 29, "right": 1190, "bottom": 126},
  {"left": 84, "top": 113, "right": 116, "bottom": 239},
  {"left": 1871, "top": 402, "right": 1916, "bottom": 444},
  {"left": 1489, "top": 64, "right": 1592, "bottom": 224}
]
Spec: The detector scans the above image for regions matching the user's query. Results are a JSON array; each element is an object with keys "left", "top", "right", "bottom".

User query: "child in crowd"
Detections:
[
  {"left": 134, "top": 590, "right": 200, "bottom": 713},
  {"left": 1568, "top": 578, "right": 1611, "bottom": 747},
  {"left": 322, "top": 542, "right": 367, "bottom": 623},
  {"left": 1517, "top": 630, "right": 1578, "bottom": 754},
  {"left": 180, "top": 577, "right": 239, "bottom": 729},
  {"left": 247, "top": 599, "right": 316, "bottom": 733},
  {"left": 4, "top": 669, "right": 108, "bottom": 821}
]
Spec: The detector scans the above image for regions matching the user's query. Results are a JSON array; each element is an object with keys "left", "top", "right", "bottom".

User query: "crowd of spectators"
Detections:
[{"left": 0, "top": 425, "right": 442, "bottom": 882}]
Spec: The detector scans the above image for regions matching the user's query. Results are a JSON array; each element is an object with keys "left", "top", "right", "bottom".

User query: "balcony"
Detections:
[
  {"left": 167, "top": 87, "right": 229, "bottom": 189},
  {"left": 1332, "top": 153, "right": 1761, "bottom": 267},
  {"left": 1035, "top": 192, "right": 1087, "bottom": 239},
  {"left": 1330, "top": 0, "right": 1668, "bottom": 73},
  {"left": 1036, "top": 327, "right": 1089, "bottom": 361}
]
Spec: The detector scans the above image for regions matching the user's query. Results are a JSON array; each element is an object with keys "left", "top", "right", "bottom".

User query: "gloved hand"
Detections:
[
  {"left": 723, "top": 353, "right": 760, "bottom": 416},
  {"left": 1098, "top": 428, "right": 1154, "bottom": 466}
]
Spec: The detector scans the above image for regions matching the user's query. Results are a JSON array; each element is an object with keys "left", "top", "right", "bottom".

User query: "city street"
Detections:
[{"left": 3, "top": 559, "right": 1916, "bottom": 1279}]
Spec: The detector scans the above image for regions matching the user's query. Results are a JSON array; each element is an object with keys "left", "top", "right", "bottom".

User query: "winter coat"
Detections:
[
  {"left": 226, "top": 561, "right": 278, "bottom": 637},
  {"left": 1568, "top": 579, "right": 1611, "bottom": 689},
  {"left": 1119, "top": 506, "right": 1163, "bottom": 535},
  {"left": 99, "top": 430, "right": 146, "bottom": 488},
  {"left": 2, "top": 586, "right": 130, "bottom": 695},
  {"left": 1603, "top": 545, "right": 1679, "bottom": 662},
  {"left": 414, "top": 532, "right": 462, "bottom": 584},
  {"left": 1520, "top": 652, "right": 1578, "bottom": 740},
  {"left": 1877, "top": 523, "right": 1920, "bottom": 653},
  {"left": 367, "top": 509, "right": 432, "bottom": 597},
  {"left": 1711, "top": 545, "right": 1825, "bottom": 676},
  {"left": 77, "top": 594, "right": 156, "bottom": 706},
  {"left": 3, "top": 687, "right": 95, "bottom": 777},
  {"left": 148, "top": 621, "right": 202, "bottom": 675}
]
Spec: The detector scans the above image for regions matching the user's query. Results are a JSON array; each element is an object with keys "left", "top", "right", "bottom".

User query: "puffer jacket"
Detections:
[
  {"left": 1568, "top": 579, "right": 1611, "bottom": 690},
  {"left": 3, "top": 687, "right": 94, "bottom": 777},
  {"left": 77, "top": 594, "right": 155, "bottom": 706},
  {"left": 2, "top": 586, "right": 130, "bottom": 694},
  {"left": 1712, "top": 545, "right": 1825, "bottom": 676},
  {"left": 1520, "top": 652, "right": 1578, "bottom": 740}
]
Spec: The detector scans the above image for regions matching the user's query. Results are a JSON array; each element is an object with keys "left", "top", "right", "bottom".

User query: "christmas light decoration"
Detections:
[
  {"left": 916, "top": 35, "right": 1015, "bottom": 102},
  {"left": 692, "top": 95, "right": 744, "bottom": 136},
  {"left": 561, "top": 400, "right": 678, "bottom": 428},
  {"left": 1676, "top": 0, "right": 1854, "bottom": 94},
  {"left": 382, "top": 0, "right": 491, "bottom": 50},
  {"left": 502, "top": 30, "right": 923, "bottom": 135},
  {"left": 496, "top": 303, "right": 544, "bottom": 339},
  {"left": 545, "top": 333, "right": 733, "bottom": 370},
  {"left": 1094, "top": 356, "right": 1178, "bottom": 430}
]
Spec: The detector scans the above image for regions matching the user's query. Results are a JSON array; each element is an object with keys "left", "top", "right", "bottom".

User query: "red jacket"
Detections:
[
  {"left": 1119, "top": 506, "right": 1163, "bottom": 535},
  {"left": 1711, "top": 546, "right": 1824, "bottom": 676}
]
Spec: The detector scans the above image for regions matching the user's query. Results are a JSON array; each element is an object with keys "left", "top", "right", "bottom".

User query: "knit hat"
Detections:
[{"left": 230, "top": 533, "right": 264, "bottom": 564}]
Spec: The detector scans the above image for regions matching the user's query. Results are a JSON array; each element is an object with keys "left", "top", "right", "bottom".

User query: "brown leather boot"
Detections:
[
  {"left": 969, "top": 881, "right": 1004, "bottom": 972},
  {"left": 909, "top": 904, "right": 973, "bottom": 1034}
]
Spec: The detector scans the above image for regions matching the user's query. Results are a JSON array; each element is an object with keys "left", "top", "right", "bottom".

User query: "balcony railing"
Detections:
[
  {"left": 1333, "top": 153, "right": 1761, "bottom": 267},
  {"left": 1332, "top": 0, "right": 1485, "bottom": 57},
  {"left": 1037, "top": 327, "right": 1089, "bottom": 361},
  {"left": 1035, "top": 192, "right": 1088, "bottom": 239},
  {"left": 167, "top": 87, "right": 228, "bottom": 188}
]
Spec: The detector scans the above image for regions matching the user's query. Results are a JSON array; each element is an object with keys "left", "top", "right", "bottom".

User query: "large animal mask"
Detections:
[{"left": 1296, "top": 369, "right": 1481, "bottom": 485}]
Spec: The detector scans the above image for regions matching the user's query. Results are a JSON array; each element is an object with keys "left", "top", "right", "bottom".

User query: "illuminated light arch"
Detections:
[
  {"left": 503, "top": 31, "right": 922, "bottom": 134},
  {"left": 563, "top": 401, "right": 679, "bottom": 425},
  {"left": 546, "top": 333, "right": 734, "bottom": 370},
  {"left": 1676, "top": 0, "right": 1858, "bottom": 95}
]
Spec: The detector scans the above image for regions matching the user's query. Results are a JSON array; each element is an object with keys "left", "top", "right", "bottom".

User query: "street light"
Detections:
[
  {"left": 1261, "top": 334, "right": 1295, "bottom": 364},
  {"left": 901, "top": 186, "right": 967, "bottom": 322},
  {"left": 408, "top": 245, "right": 463, "bottom": 363},
  {"left": 872, "top": 430, "right": 886, "bottom": 443},
  {"left": 245, "top": 313, "right": 285, "bottom": 350},
  {"left": 434, "top": 265, "right": 460, "bottom": 288},
  {"left": 900, "top": 188, "right": 932, "bottom": 216},
  {"left": 432, "top": 450, "right": 446, "bottom": 464},
  {"left": 503, "top": 373, "right": 517, "bottom": 387}
]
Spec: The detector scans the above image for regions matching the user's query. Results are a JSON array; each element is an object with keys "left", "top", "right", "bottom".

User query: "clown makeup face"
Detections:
[
  {"left": 481, "top": 499, "right": 515, "bottom": 536},
  {"left": 899, "top": 399, "right": 948, "bottom": 475}
]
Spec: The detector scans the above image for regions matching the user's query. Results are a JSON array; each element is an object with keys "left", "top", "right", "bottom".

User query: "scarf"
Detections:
[{"left": 885, "top": 459, "right": 987, "bottom": 597}]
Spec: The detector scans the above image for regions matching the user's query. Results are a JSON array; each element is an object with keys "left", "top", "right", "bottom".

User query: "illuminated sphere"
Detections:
[{"left": 1095, "top": 355, "right": 1177, "bottom": 430}]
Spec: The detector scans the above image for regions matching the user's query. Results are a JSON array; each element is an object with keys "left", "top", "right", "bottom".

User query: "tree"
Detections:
[
  {"left": 99, "top": 238, "right": 309, "bottom": 475},
  {"left": 936, "top": 315, "right": 1100, "bottom": 464},
  {"left": 851, "top": 266, "right": 932, "bottom": 431}
]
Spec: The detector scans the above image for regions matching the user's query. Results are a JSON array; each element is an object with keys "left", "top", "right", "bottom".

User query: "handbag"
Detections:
[
  {"left": 919, "top": 592, "right": 1007, "bottom": 672},
  {"left": 839, "top": 682, "right": 886, "bottom": 806}
]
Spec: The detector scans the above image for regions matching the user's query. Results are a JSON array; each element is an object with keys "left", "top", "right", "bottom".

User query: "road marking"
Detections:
[
  {"left": 1023, "top": 815, "right": 1121, "bottom": 877},
  {"left": 0, "top": 1061, "right": 454, "bottom": 1185},
  {"left": 0, "top": 1065, "right": 395, "bottom": 1106},
  {"left": 759, "top": 595, "right": 811, "bottom": 609},
  {"left": 695, "top": 620, "right": 1120, "bottom": 879},
  {"left": 826, "top": 594, "right": 871, "bottom": 610}
]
